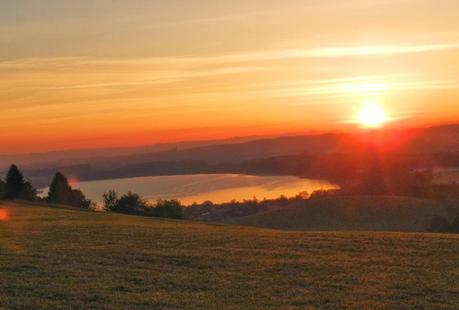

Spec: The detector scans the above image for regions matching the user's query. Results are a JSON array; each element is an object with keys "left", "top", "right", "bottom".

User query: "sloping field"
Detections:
[
  {"left": 0, "top": 201, "right": 458, "bottom": 309},
  {"left": 228, "top": 196, "right": 447, "bottom": 232}
]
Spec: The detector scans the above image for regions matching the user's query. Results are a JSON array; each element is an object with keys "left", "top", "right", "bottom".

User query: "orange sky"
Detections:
[{"left": 2, "top": 0, "right": 459, "bottom": 154}]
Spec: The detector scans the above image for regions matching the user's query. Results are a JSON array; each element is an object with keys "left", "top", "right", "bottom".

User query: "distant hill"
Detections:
[
  {"left": 97, "top": 124, "right": 459, "bottom": 165},
  {"left": 5, "top": 124, "right": 459, "bottom": 169},
  {"left": 5, "top": 124, "right": 459, "bottom": 188},
  {"left": 227, "top": 196, "right": 448, "bottom": 232},
  {"left": 0, "top": 135, "right": 266, "bottom": 171}
]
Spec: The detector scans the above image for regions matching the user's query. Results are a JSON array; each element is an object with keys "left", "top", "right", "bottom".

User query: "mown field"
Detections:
[
  {"left": 0, "top": 202, "right": 458, "bottom": 309},
  {"left": 228, "top": 196, "right": 448, "bottom": 232}
]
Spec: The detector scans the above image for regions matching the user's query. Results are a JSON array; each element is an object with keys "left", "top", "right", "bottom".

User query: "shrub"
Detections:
[
  {"left": 148, "top": 199, "right": 184, "bottom": 219},
  {"left": 70, "top": 189, "right": 95, "bottom": 210},
  {"left": 310, "top": 189, "right": 340, "bottom": 200},
  {"left": 107, "top": 191, "right": 149, "bottom": 215},
  {"left": 103, "top": 191, "right": 184, "bottom": 219}
]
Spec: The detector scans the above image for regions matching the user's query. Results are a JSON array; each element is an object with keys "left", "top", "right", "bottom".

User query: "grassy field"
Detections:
[
  {"left": 228, "top": 196, "right": 448, "bottom": 232},
  {"left": 0, "top": 201, "right": 458, "bottom": 309},
  {"left": 433, "top": 168, "right": 459, "bottom": 184}
]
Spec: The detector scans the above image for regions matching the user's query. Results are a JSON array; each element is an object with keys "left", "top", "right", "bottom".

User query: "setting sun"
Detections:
[{"left": 358, "top": 104, "right": 387, "bottom": 128}]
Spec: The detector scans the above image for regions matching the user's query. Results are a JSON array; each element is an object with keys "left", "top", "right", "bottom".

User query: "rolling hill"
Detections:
[
  {"left": 227, "top": 196, "right": 449, "bottom": 231},
  {"left": 0, "top": 201, "right": 458, "bottom": 309},
  {"left": 9, "top": 124, "right": 459, "bottom": 189}
]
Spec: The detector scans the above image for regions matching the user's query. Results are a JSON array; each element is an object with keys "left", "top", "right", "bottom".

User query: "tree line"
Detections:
[
  {"left": 1, "top": 163, "right": 458, "bottom": 232},
  {"left": 0, "top": 164, "right": 93, "bottom": 208},
  {"left": 0, "top": 164, "right": 183, "bottom": 219},
  {"left": 102, "top": 190, "right": 183, "bottom": 219}
]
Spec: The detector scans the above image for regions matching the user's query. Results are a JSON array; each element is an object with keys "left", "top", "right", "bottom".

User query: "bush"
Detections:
[
  {"left": 310, "top": 189, "right": 340, "bottom": 200},
  {"left": 147, "top": 199, "right": 184, "bottom": 219},
  {"left": 104, "top": 191, "right": 149, "bottom": 215},
  {"left": 70, "top": 189, "right": 95, "bottom": 210},
  {"left": 103, "top": 191, "right": 184, "bottom": 219}
]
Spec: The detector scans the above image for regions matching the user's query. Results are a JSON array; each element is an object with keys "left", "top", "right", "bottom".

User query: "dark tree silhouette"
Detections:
[
  {"left": 102, "top": 189, "right": 119, "bottom": 211},
  {"left": 105, "top": 191, "right": 148, "bottom": 214},
  {"left": 117, "top": 192, "right": 148, "bottom": 213},
  {"left": 70, "top": 189, "right": 94, "bottom": 209},
  {"left": 148, "top": 199, "right": 184, "bottom": 219},
  {"left": 47, "top": 172, "right": 93, "bottom": 209},
  {"left": 48, "top": 172, "right": 73, "bottom": 205},
  {"left": 4, "top": 165, "right": 36, "bottom": 200},
  {"left": 103, "top": 190, "right": 184, "bottom": 219},
  {"left": 103, "top": 190, "right": 150, "bottom": 214},
  {"left": 0, "top": 179, "right": 5, "bottom": 199}
]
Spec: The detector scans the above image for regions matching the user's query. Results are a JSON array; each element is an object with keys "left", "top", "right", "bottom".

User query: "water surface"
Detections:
[{"left": 44, "top": 174, "right": 338, "bottom": 205}]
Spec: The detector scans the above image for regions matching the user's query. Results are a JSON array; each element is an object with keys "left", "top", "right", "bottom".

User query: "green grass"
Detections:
[
  {"left": 228, "top": 196, "right": 447, "bottom": 232},
  {"left": 0, "top": 201, "right": 458, "bottom": 309}
]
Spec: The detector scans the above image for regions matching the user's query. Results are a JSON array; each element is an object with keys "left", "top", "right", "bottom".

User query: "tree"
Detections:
[
  {"left": 149, "top": 199, "right": 184, "bottom": 219},
  {"left": 103, "top": 191, "right": 184, "bottom": 219},
  {"left": 103, "top": 190, "right": 119, "bottom": 211},
  {"left": 48, "top": 172, "right": 73, "bottom": 205},
  {"left": 0, "top": 180, "right": 5, "bottom": 199},
  {"left": 47, "top": 172, "right": 93, "bottom": 209},
  {"left": 4, "top": 165, "right": 36, "bottom": 200},
  {"left": 70, "top": 189, "right": 95, "bottom": 210},
  {"left": 108, "top": 192, "right": 149, "bottom": 214}
]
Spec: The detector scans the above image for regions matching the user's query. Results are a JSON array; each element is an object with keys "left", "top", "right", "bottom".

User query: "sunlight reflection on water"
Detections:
[{"left": 41, "top": 174, "right": 338, "bottom": 205}]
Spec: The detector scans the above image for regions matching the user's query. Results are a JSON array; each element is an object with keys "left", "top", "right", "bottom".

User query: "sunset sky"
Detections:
[{"left": 2, "top": 0, "right": 459, "bottom": 154}]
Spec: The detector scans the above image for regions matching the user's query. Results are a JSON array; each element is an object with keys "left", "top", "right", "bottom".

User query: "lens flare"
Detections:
[{"left": 0, "top": 209, "right": 9, "bottom": 221}]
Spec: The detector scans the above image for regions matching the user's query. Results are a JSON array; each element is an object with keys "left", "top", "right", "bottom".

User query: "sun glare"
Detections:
[
  {"left": 358, "top": 104, "right": 387, "bottom": 128},
  {"left": 0, "top": 209, "right": 8, "bottom": 221}
]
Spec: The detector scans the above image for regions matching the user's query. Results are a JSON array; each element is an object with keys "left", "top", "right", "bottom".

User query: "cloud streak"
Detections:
[{"left": 2, "top": 42, "right": 459, "bottom": 70}]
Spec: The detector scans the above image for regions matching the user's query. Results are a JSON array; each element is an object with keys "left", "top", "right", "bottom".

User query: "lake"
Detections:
[{"left": 44, "top": 174, "right": 339, "bottom": 205}]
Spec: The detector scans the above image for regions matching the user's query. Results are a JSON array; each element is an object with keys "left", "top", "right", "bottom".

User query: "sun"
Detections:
[{"left": 358, "top": 104, "right": 387, "bottom": 128}]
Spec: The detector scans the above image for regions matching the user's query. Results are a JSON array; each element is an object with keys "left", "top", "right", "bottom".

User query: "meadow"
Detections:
[
  {"left": 228, "top": 195, "right": 448, "bottom": 232},
  {"left": 0, "top": 202, "right": 458, "bottom": 309}
]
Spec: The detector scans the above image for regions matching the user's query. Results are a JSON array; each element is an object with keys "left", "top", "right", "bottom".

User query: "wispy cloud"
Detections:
[
  {"left": 176, "top": 74, "right": 459, "bottom": 103},
  {"left": 153, "top": 0, "right": 413, "bottom": 28},
  {"left": 2, "top": 42, "right": 459, "bottom": 70},
  {"left": 2, "top": 42, "right": 459, "bottom": 127}
]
